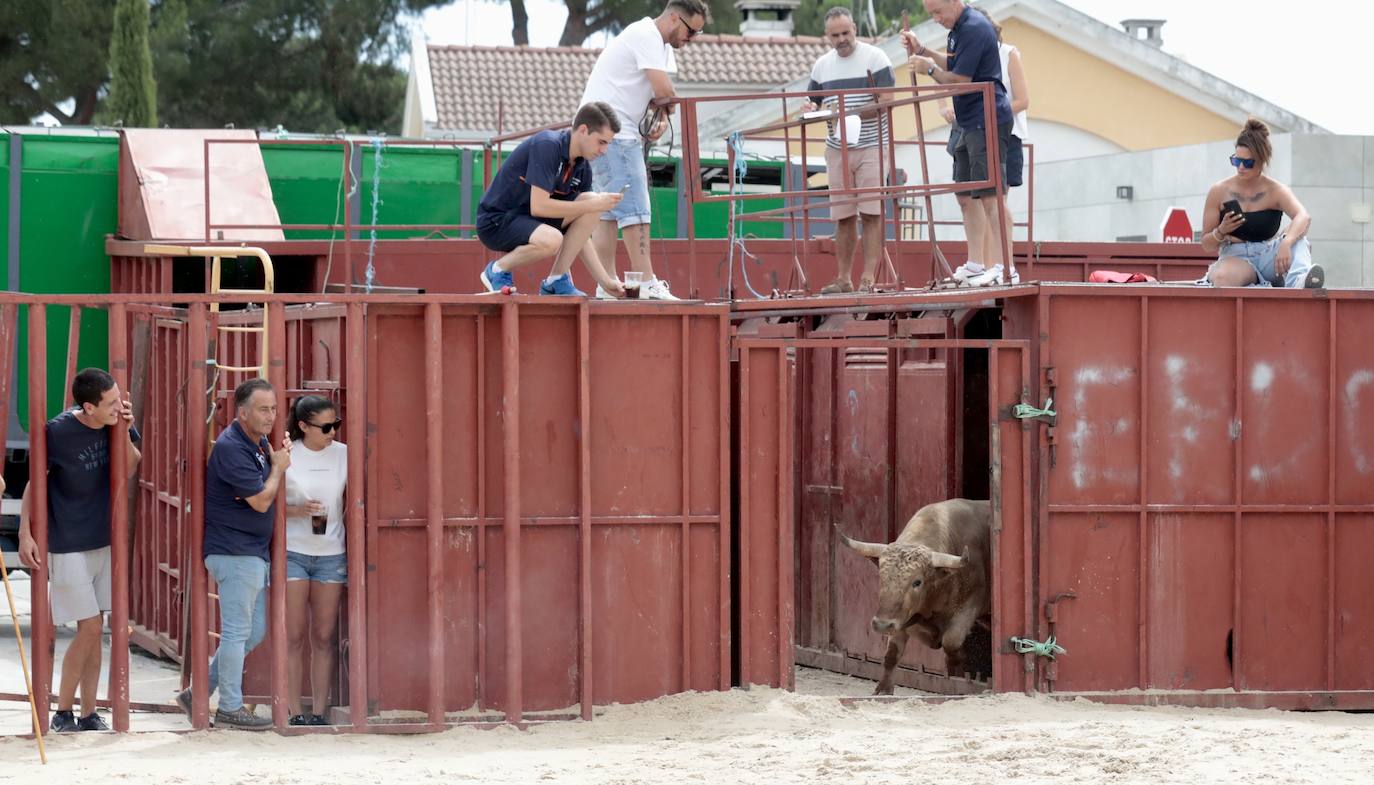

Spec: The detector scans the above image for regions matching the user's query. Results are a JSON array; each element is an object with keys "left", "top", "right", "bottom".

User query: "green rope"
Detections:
[
  {"left": 1010, "top": 635, "right": 1066, "bottom": 659},
  {"left": 1013, "top": 397, "right": 1055, "bottom": 420}
]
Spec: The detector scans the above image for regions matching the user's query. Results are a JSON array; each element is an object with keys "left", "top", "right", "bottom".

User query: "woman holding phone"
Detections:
[
  {"left": 1201, "top": 118, "right": 1322, "bottom": 288},
  {"left": 283, "top": 394, "right": 348, "bottom": 725}
]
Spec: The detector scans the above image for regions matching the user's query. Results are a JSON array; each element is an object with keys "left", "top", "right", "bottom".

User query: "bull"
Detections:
[{"left": 839, "top": 498, "right": 992, "bottom": 695}]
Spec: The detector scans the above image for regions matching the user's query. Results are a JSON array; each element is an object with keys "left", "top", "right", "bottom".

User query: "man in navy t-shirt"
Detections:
[
  {"left": 905, "top": 0, "right": 1017, "bottom": 286},
  {"left": 177, "top": 377, "right": 290, "bottom": 730},
  {"left": 18, "top": 367, "right": 141, "bottom": 732},
  {"left": 477, "top": 101, "right": 627, "bottom": 298}
]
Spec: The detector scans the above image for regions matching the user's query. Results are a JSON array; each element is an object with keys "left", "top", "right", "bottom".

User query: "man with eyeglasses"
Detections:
[
  {"left": 579, "top": 0, "right": 710, "bottom": 301},
  {"left": 179, "top": 378, "right": 291, "bottom": 730}
]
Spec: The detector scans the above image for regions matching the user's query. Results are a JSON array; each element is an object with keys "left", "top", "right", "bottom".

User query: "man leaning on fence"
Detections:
[
  {"left": 18, "top": 367, "right": 141, "bottom": 732},
  {"left": 176, "top": 378, "right": 290, "bottom": 730}
]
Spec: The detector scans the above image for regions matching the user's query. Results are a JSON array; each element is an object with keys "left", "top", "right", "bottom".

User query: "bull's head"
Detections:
[{"left": 838, "top": 531, "right": 967, "bottom": 635}]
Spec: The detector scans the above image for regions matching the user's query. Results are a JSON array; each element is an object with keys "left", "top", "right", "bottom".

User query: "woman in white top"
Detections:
[{"left": 282, "top": 395, "right": 348, "bottom": 726}]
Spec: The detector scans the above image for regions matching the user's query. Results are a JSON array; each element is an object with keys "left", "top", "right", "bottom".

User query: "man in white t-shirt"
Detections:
[{"left": 579, "top": 0, "right": 709, "bottom": 301}]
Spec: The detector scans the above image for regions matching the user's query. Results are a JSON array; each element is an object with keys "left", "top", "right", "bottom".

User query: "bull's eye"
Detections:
[{"left": 911, "top": 579, "right": 923, "bottom": 589}]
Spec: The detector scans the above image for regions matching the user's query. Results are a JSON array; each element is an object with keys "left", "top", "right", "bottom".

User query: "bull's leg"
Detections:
[
  {"left": 875, "top": 628, "right": 909, "bottom": 696},
  {"left": 939, "top": 606, "right": 980, "bottom": 679},
  {"left": 903, "top": 616, "right": 942, "bottom": 650}
]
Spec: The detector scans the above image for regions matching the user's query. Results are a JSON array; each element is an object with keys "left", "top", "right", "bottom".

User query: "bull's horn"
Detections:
[
  {"left": 928, "top": 549, "right": 966, "bottom": 570},
  {"left": 836, "top": 528, "right": 885, "bottom": 560}
]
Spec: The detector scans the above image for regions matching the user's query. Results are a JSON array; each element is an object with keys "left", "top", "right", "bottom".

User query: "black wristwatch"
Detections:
[{"left": 926, "top": 65, "right": 936, "bottom": 77}]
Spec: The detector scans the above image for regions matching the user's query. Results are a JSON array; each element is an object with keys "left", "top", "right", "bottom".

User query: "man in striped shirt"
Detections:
[{"left": 803, "top": 7, "right": 895, "bottom": 294}]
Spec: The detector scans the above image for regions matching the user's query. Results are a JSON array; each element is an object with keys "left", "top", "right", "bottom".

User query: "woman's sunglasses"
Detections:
[
  {"left": 1229, "top": 155, "right": 1256, "bottom": 169},
  {"left": 304, "top": 419, "right": 343, "bottom": 434}
]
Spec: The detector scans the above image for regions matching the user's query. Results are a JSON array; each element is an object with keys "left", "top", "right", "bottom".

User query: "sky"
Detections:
[{"left": 418, "top": 0, "right": 1373, "bottom": 135}]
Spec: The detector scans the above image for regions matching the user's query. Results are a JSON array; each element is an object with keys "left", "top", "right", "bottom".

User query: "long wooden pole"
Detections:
[{"left": 1, "top": 557, "right": 47, "bottom": 762}]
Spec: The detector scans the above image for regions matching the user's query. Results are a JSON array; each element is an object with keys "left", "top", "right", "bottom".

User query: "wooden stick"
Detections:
[{"left": 1, "top": 557, "right": 47, "bottom": 763}]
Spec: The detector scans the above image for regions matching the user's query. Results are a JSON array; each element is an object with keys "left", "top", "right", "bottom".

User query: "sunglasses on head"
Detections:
[
  {"left": 305, "top": 419, "right": 343, "bottom": 434},
  {"left": 1229, "top": 155, "right": 1256, "bottom": 169}
]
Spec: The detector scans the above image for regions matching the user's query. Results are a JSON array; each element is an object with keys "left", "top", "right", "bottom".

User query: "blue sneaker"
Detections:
[
  {"left": 539, "top": 274, "right": 585, "bottom": 296},
  {"left": 480, "top": 261, "right": 514, "bottom": 292}
]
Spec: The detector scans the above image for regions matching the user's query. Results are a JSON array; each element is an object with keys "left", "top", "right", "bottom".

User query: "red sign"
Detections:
[{"left": 1160, "top": 207, "right": 1194, "bottom": 244}]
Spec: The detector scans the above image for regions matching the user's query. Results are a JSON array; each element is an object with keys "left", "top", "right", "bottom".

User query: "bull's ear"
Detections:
[
  {"left": 836, "top": 527, "right": 884, "bottom": 562},
  {"left": 928, "top": 549, "right": 966, "bottom": 571}
]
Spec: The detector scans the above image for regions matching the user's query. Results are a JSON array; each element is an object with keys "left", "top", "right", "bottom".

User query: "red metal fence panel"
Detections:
[{"left": 1028, "top": 287, "right": 1374, "bottom": 707}]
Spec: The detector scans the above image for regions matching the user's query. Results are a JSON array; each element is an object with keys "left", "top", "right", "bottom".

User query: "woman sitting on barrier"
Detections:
[
  {"left": 283, "top": 395, "right": 348, "bottom": 726},
  {"left": 1201, "top": 118, "right": 1323, "bottom": 288}
]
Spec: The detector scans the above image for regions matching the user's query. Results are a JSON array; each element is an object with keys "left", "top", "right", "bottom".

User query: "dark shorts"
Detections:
[
  {"left": 476, "top": 210, "right": 562, "bottom": 253},
  {"left": 1006, "top": 134, "right": 1024, "bottom": 189},
  {"left": 953, "top": 121, "right": 1013, "bottom": 199}
]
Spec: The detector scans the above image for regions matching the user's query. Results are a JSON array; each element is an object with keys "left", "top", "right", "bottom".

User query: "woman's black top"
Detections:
[{"left": 1228, "top": 209, "right": 1283, "bottom": 243}]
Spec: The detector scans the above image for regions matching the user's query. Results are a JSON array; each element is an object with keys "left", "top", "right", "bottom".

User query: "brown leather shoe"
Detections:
[{"left": 819, "top": 278, "right": 854, "bottom": 294}]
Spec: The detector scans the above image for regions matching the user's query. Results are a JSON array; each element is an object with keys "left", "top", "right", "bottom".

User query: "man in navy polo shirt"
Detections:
[
  {"left": 177, "top": 378, "right": 290, "bottom": 730},
  {"left": 477, "top": 101, "right": 627, "bottom": 297},
  {"left": 18, "top": 368, "right": 141, "bottom": 732},
  {"left": 905, "top": 0, "right": 1017, "bottom": 287}
]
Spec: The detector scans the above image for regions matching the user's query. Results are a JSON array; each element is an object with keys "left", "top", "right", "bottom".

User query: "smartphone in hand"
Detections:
[{"left": 1222, "top": 199, "right": 1243, "bottom": 219}]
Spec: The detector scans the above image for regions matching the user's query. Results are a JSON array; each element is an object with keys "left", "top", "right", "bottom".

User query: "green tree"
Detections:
[
  {"left": 0, "top": 0, "right": 115, "bottom": 125},
  {"left": 554, "top": 0, "right": 740, "bottom": 47},
  {"left": 106, "top": 0, "right": 158, "bottom": 128},
  {"left": 149, "top": 0, "right": 449, "bottom": 134}
]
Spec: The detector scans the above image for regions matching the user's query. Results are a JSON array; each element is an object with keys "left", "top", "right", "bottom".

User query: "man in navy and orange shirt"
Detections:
[{"left": 477, "top": 101, "right": 627, "bottom": 297}]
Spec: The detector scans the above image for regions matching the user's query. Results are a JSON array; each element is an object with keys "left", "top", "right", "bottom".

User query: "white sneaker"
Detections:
[
  {"left": 949, "top": 262, "right": 986, "bottom": 285},
  {"left": 643, "top": 278, "right": 679, "bottom": 301},
  {"left": 963, "top": 264, "right": 1020, "bottom": 287},
  {"left": 595, "top": 284, "right": 619, "bottom": 300}
]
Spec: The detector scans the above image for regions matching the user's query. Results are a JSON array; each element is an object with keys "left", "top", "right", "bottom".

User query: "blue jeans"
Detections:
[
  {"left": 205, "top": 554, "right": 268, "bottom": 712},
  {"left": 589, "top": 137, "right": 652, "bottom": 228},
  {"left": 1215, "top": 234, "right": 1313, "bottom": 287}
]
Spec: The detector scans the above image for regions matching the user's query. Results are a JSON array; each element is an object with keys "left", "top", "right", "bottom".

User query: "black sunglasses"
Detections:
[
  {"left": 305, "top": 419, "right": 343, "bottom": 434},
  {"left": 678, "top": 14, "right": 702, "bottom": 38},
  {"left": 1229, "top": 155, "right": 1256, "bottom": 169}
]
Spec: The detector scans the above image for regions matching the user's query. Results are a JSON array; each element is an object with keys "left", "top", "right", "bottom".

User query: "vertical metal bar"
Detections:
[
  {"left": 7, "top": 134, "right": 21, "bottom": 296},
  {"left": 1326, "top": 299, "right": 1337, "bottom": 691},
  {"left": 459, "top": 149, "right": 474, "bottom": 240},
  {"left": 776, "top": 348, "right": 792, "bottom": 688},
  {"left": 682, "top": 101, "right": 699, "bottom": 299},
  {"left": 424, "top": 303, "right": 446, "bottom": 726},
  {"left": 738, "top": 345, "right": 751, "bottom": 687},
  {"left": 1137, "top": 298, "right": 1149, "bottom": 689},
  {"left": 989, "top": 346, "right": 1003, "bottom": 686},
  {"left": 1020, "top": 345, "right": 1034, "bottom": 695},
  {"left": 717, "top": 312, "right": 730, "bottom": 690},
  {"left": 501, "top": 301, "right": 522, "bottom": 723},
  {"left": 885, "top": 342, "right": 898, "bottom": 542},
  {"left": 187, "top": 304, "right": 210, "bottom": 729},
  {"left": 1025, "top": 143, "right": 1035, "bottom": 273},
  {"left": 475, "top": 314, "right": 488, "bottom": 709},
  {"left": 344, "top": 143, "right": 355, "bottom": 293},
  {"left": 364, "top": 304, "right": 382, "bottom": 712},
  {"left": 267, "top": 302, "right": 289, "bottom": 728},
  {"left": 107, "top": 303, "right": 131, "bottom": 731},
  {"left": 679, "top": 315, "right": 692, "bottom": 693},
  {"left": 63, "top": 306, "right": 81, "bottom": 408},
  {"left": 578, "top": 303, "right": 593, "bottom": 719},
  {"left": 1035, "top": 295, "right": 1052, "bottom": 692},
  {"left": 1232, "top": 298, "right": 1244, "bottom": 690},
  {"left": 203, "top": 141, "right": 211, "bottom": 242},
  {"left": 27, "top": 303, "right": 51, "bottom": 734},
  {"left": 345, "top": 302, "right": 368, "bottom": 727}
]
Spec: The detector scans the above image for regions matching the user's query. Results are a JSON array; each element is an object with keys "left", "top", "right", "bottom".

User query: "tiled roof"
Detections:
[{"left": 426, "top": 34, "right": 837, "bottom": 134}]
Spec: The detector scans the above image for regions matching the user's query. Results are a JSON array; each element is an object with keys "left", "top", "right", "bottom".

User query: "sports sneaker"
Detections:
[
  {"left": 175, "top": 687, "right": 193, "bottom": 718},
  {"left": 288, "top": 713, "right": 311, "bottom": 726},
  {"left": 480, "top": 261, "right": 514, "bottom": 292},
  {"left": 52, "top": 709, "right": 79, "bottom": 732},
  {"left": 309, "top": 713, "right": 330, "bottom": 726},
  {"left": 214, "top": 706, "right": 273, "bottom": 730},
  {"left": 963, "top": 264, "right": 1020, "bottom": 287},
  {"left": 1300, "top": 264, "right": 1325, "bottom": 289},
  {"left": 643, "top": 278, "right": 679, "bottom": 301},
  {"left": 819, "top": 278, "right": 854, "bottom": 295},
  {"left": 594, "top": 283, "right": 620, "bottom": 300},
  {"left": 538, "top": 273, "right": 585, "bottom": 296},
  {"left": 77, "top": 712, "right": 110, "bottom": 731}
]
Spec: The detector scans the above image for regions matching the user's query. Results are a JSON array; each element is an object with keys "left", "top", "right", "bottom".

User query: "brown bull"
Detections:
[{"left": 840, "top": 498, "right": 991, "bottom": 695}]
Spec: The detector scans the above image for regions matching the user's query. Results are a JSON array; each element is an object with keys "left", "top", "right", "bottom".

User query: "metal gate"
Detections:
[{"left": 732, "top": 291, "right": 1036, "bottom": 695}]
